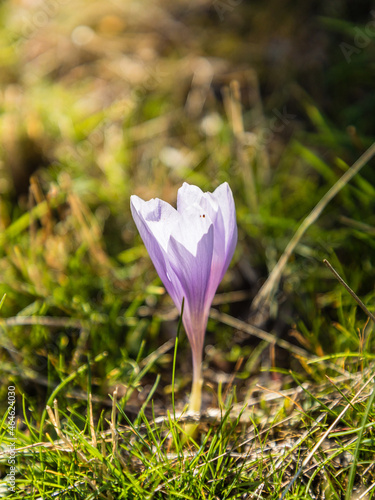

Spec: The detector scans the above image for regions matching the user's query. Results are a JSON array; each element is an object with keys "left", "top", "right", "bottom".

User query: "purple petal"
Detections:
[
  {"left": 130, "top": 182, "right": 237, "bottom": 375},
  {"left": 177, "top": 183, "right": 206, "bottom": 213},
  {"left": 130, "top": 195, "right": 179, "bottom": 251},
  {"left": 130, "top": 195, "right": 181, "bottom": 304},
  {"left": 169, "top": 204, "right": 213, "bottom": 256},
  {"left": 168, "top": 220, "right": 214, "bottom": 357},
  {"left": 211, "top": 182, "right": 238, "bottom": 278},
  {"left": 177, "top": 182, "right": 237, "bottom": 303}
]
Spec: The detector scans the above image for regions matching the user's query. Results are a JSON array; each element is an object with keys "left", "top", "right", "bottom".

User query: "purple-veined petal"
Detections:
[
  {"left": 130, "top": 182, "right": 237, "bottom": 405},
  {"left": 130, "top": 195, "right": 179, "bottom": 251},
  {"left": 210, "top": 182, "right": 238, "bottom": 281},
  {"left": 178, "top": 183, "right": 237, "bottom": 266},
  {"left": 177, "top": 183, "right": 220, "bottom": 224},
  {"left": 130, "top": 195, "right": 181, "bottom": 305},
  {"left": 212, "top": 182, "right": 238, "bottom": 270},
  {"left": 177, "top": 182, "right": 237, "bottom": 304},
  {"left": 169, "top": 204, "right": 213, "bottom": 257},
  {"left": 168, "top": 221, "right": 214, "bottom": 358},
  {"left": 177, "top": 183, "right": 205, "bottom": 214},
  {"left": 177, "top": 183, "right": 224, "bottom": 277}
]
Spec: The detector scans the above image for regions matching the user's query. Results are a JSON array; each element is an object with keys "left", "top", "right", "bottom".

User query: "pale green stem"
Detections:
[
  {"left": 189, "top": 368, "right": 203, "bottom": 413},
  {"left": 189, "top": 342, "right": 203, "bottom": 412},
  {"left": 183, "top": 340, "right": 204, "bottom": 441}
]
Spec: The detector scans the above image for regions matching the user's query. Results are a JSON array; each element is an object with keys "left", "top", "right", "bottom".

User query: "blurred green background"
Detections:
[{"left": 1, "top": 0, "right": 375, "bottom": 417}]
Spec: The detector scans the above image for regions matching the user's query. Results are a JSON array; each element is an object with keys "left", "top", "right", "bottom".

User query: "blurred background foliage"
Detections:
[{"left": 0, "top": 0, "right": 375, "bottom": 417}]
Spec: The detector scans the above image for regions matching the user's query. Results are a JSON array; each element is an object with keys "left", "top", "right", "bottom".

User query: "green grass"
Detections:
[
  {"left": 2, "top": 363, "right": 375, "bottom": 498},
  {"left": 1, "top": 0, "right": 375, "bottom": 498}
]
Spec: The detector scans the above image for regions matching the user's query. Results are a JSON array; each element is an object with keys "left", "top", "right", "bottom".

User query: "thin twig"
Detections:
[
  {"left": 323, "top": 259, "right": 375, "bottom": 322},
  {"left": 251, "top": 142, "right": 375, "bottom": 320}
]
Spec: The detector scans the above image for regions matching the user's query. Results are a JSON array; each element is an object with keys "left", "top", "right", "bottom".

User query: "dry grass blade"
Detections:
[
  {"left": 280, "top": 371, "right": 375, "bottom": 499},
  {"left": 345, "top": 375, "right": 375, "bottom": 500},
  {"left": 209, "top": 308, "right": 310, "bottom": 358},
  {"left": 223, "top": 80, "right": 258, "bottom": 213},
  {"left": 251, "top": 141, "right": 375, "bottom": 321},
  {"left": 46, "top": 401, "right": 88, "bottom": 463},
  {"left": 1, "top": 316, "right": 84, "bottom": 328},
  {"left": 111, "top": 387, "right": 118, "bottom": 457},
  {"left": 88, "top": 392, "right": 97, "bottom": 448}
]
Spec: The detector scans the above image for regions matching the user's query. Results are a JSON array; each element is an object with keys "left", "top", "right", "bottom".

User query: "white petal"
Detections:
[
  {"left": 130, "top": 195, "right": 179, "bottom": 252},
  {"left": 212, "top": 182, "right": 237, "bottom": 260},
  {"left": 177, "top": 183, "right": 204, "bottom": 214},
  {"left": 169, "top": 204, "right": 213, "bottom": 257}
]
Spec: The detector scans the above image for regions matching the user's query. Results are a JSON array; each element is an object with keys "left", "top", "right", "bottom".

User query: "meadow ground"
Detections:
[{"left": 0, "top": 1, "right": 375, "bottom": 498}]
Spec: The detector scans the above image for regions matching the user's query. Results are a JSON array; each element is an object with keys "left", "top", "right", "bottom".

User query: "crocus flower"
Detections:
[{"left": 130, "top": 182, "right": 237, "bottom": 412}]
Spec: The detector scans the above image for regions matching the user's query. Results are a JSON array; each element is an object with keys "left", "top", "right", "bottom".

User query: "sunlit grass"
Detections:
[
  {"left": 1, "top": 358, "right": 375, "bottom": 498},
  {"left": 1, "top": 0, "right": 375, "bottom": 497}
]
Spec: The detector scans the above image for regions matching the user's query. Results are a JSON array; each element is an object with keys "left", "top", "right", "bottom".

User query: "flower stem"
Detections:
[
  {"left": 189, "top": 374, "right": 203, "bottom": 413},
  {"left": 189, "top": 346, "right": 203, "bottom": 412},
  {"left": 183, "top": 349, "right": 203, "bottom": 440}
]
